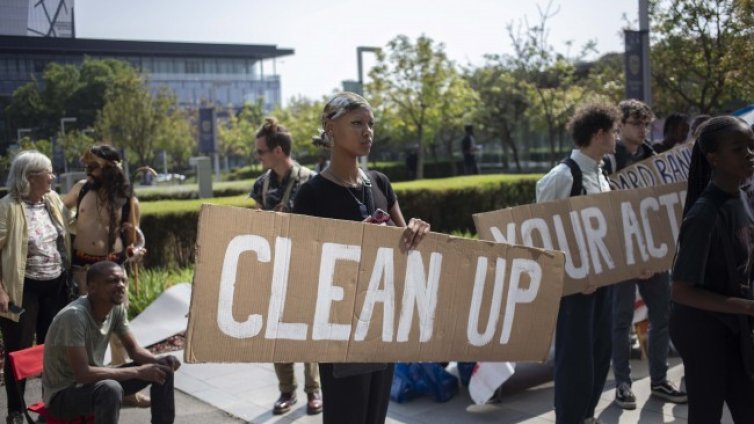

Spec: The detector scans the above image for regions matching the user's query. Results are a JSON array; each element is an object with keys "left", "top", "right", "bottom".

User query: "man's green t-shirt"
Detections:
[{"left": 42, "top": 296, "right": 129, "bottom": 404}]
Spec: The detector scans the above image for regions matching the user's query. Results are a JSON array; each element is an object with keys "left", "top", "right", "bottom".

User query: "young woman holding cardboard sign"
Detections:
[
  {"left": 293, "top": 92, "right": 430, "bottom": 424},
  {"left": 670, "top": 116, "right": 754, "bottom": 423}
]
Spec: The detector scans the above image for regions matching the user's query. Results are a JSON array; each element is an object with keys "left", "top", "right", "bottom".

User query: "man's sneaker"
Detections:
[
  {"left": 584, "top": 418, "right": 604, "bottom": 424},
  {"left": 651, "top": 380, "right": 688, "bottom": 403},
  {"left": 615, "top": 383, "right": 637, "bottom": 410}
]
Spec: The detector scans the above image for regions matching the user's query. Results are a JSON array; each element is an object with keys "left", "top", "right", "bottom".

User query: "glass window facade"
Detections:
[{"left": 0, "top": 51, "right": 284, "bottom": 110}]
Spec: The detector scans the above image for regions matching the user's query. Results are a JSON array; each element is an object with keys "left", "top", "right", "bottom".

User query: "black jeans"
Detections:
[
  {"left": 0, "top": 275, "right": 67, "bottom": 414},
  {"left": 553, "top": 286, "right": 612, "bottom": 424},
  {"left": 671, "top": 305, "right": 754, "bottom": 424},
  {"left": 47, "top": 363, "right": 175, "bottom": 424}
]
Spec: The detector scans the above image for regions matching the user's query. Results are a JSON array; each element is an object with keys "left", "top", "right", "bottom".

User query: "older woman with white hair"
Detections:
[
  {"left": 0, "top": 150, "right": 69, "bottom": 424},
  {"left": 293, "top": 92, "right": 430, "bottom": 424}
]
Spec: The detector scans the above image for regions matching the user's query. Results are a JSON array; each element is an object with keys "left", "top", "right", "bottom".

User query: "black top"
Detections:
[
  {"left": 250, "top": 167, "right": 309, "bottom": 211},
  {"left": 292, "top": 170, "right": 397, "bottom": 376},
  {"left": 292, "top": 171, "right": 397, "bottom": 221},
  {"left": 462, "top": 135, "right": 475, "bottom": 155},
  {"left": 603, "top": 140, "right": 657, "bottom": 174},
  {"left": 672, "top": 184, "right": 754, "bottom": 326}
]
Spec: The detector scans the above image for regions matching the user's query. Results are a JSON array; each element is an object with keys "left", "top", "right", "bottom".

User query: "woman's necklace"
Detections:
[{"left": 322, "top": 168, "right": 369, "bottom": 218}]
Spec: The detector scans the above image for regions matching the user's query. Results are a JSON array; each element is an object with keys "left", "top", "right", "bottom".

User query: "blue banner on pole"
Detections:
[
  {"left": 198, "top": 107, "right": 216, "bottom": 154},
  {"left": 624, "top": 30, "right": 645, "bottom": 101}
]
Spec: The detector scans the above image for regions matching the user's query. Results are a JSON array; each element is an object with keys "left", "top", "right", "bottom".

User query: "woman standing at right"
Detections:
[{"left": 670, "top": 116, "right": 754, "bottom": 423}]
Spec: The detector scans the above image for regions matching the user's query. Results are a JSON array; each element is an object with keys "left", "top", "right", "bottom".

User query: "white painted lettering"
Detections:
[
  {"left": 500, "top": 259, "right": 542, "bottom": 344},
  {"left": 467, "top": 257, "right": 506, "bottom": 346},
  {"left": 354, "top": 247, "right": 396, "bottom": 342},
  {"left": 265, "top": 237, "right": 308, "bottom": 340},
  {"left": 312, "top": 243, "right": 360, "bottom": 341},
  {"left": 217, "top": 235, "right": 268, "bottom": 339},
  {"left": 397, "top": 251, "right": 442, "bottom": 343}
]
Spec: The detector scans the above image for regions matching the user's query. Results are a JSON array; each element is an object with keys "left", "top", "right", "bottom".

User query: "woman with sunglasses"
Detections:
[{"left": 292, "top": 92, "right": 430, "bottom": 424}]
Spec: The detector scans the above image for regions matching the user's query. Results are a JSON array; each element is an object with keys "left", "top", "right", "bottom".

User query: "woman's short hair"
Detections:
[
  {"left": 313, "top": 92, "right": 372, "bottom": 148},
  {"left": 6, "top": 150, "right": 53, "bottom": 199}
]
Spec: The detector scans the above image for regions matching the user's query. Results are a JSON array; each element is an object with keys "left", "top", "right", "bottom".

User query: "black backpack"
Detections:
[{"left": 560, "top": 157, "right": 610, "bottom": 197}]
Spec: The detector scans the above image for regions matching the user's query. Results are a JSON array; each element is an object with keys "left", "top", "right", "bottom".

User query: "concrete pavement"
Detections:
[{"left": 4, "top": 356, "right": 734, "bottom": 423}]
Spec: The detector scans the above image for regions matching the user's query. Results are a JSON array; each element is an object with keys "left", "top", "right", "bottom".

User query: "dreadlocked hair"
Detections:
[
  {"left": 89, "top": 145, "right": 133, "bottom": 254},
  {"left": 683, "top": 116, "right": 749, "bottom": 216}
]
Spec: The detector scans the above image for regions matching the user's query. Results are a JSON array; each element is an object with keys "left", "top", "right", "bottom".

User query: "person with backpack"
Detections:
[
  {"left": 536, "top": 102, "right": 620, "bottom": 424},
  {"left": 248, "top": 117, "right": 321, "bottom": 415},
  {"left": 604, "top": 100, "right": 687, "bottom": 410},
  {"left": 62, "top": 145, "right": 148, "bottom": 408}
]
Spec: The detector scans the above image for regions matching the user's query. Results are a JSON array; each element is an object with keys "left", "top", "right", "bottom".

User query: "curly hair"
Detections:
[
  {"left": 618, "top": 99, "right": 655, "bottom": 124},
  {"left": 566, "top": 102, "right": 621, "bottom": 147},
  {"left": 256, "top": 117, "right": 293, "bottom": 156}
]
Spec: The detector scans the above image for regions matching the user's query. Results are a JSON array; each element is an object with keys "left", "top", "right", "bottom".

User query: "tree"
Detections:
[
  {"left": 96, "top": 77, "right": 186, "bottom": 168},
  {"left": 217, "top": 100, "right": 264, "bottom": 170},
  {"left": 272, "top": 96, "right": 327, "bottom": 161},
  {"left": 466, "top": 58, "right": 529, "bottom": 172},
  {"left": 506, "top": 2, "right": 598, "bottom": 164},
  {"left": 430, "top": 71, "right": 478, "bottom": 170},
  {"left": 368, "top": 35, "right": 473, "bottom": 179},
  {"left": 153, "top": 101, "right": 194, "bottom": 171},
  {"left": 649, "top": 0, "right": 754, "bottom": 114}
]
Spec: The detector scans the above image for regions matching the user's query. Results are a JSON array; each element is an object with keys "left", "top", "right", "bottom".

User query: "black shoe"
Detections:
[
  {"left": 615, "top": 383, "right": 637, "bottom": 410},
  {"left": 651, "top": 380, "right": 687, "bottom": 403},
  {"left": 273, "top": 392, "right": 297, "bottom": 415},
  {"left": 6, "top": 411, "right": 23, "bottom": 424}
]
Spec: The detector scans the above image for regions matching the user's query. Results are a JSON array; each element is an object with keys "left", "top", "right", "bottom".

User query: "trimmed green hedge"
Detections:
[{"left": 139, "top": 174, "right": 539, "bottom": 269}]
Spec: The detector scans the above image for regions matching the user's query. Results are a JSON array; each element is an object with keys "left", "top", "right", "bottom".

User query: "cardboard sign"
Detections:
[
  {"left": 185, "top": 205, "right": 566, "bottom": 363},
  {"left": 473, "top": 182, "right": 686, "bottom": 295},
  {"left": 608, "top": 143, "right": 692, "bottom": 189}
]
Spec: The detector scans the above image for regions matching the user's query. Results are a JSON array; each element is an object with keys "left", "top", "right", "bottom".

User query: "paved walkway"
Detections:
[{"left": 8, "top": 356, "right": 734, "bottom": 423}]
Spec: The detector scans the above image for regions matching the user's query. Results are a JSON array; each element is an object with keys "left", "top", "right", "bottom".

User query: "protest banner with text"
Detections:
[
  {"left": 185, "top": 205, "right": 566, "bottom": 363},
  {"left": 473, "top": 182, "right": 686, "bottom": 295},
  {"left": 608, "top": 143, "right": 692, "bottom": 189}
]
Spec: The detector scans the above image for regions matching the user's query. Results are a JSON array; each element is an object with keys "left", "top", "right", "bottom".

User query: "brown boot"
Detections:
[
  {"left": 273, "top": 392, "right": 297, "bottom": 415},
  {"left": 306, "top": 391, "right": 323, "bottom": 415}
]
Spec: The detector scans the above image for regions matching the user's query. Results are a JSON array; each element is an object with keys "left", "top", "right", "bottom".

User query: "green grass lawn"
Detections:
[
  {"left": 139, "top": 194, "right": 255, "bottom": 215},
  {"left": 139, "top": 174, "right": 541, "bottom": 216}
]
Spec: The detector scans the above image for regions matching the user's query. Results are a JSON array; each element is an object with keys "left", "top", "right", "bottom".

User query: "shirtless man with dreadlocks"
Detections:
[{"left": 62, "top": 144, "right": 148, "bottom": 408}]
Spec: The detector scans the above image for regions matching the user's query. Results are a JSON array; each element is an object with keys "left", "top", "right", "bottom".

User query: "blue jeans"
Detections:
[
  {"left": 554, "top": 286, "right": 612, "bottom": 424},
  {"left": 611, "top": 271, "right": 670, "bottom": 387}
]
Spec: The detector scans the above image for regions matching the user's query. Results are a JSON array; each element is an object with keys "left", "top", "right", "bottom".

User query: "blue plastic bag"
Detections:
[{"left": 390, "top": 363, "right": 459, "bottom": 403}]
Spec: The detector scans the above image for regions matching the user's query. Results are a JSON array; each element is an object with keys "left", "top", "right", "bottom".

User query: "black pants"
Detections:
[
  {"left": 670, "top": 305, "right": 754, "bottom": 424},
  {"left": 553, "top": 286, "right": 612, "bottom": 424},
  {"left": 47, "top": 363, "right": 175, "bottom": 424},
  {"left": 319, "top": 363, "right": 393, "bottom": 424},
  {"left": 0, "top": 275, "right": 67, "bottom": 414}
]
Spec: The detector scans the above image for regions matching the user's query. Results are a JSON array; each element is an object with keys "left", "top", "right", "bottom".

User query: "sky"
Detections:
[{"left": 76, "top": 0, "right": 641, "bottom": 104}]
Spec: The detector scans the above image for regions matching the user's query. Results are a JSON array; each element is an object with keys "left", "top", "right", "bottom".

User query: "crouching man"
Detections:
[{"left": 42, "top": 261, "right": 180, "bottom": 423}]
